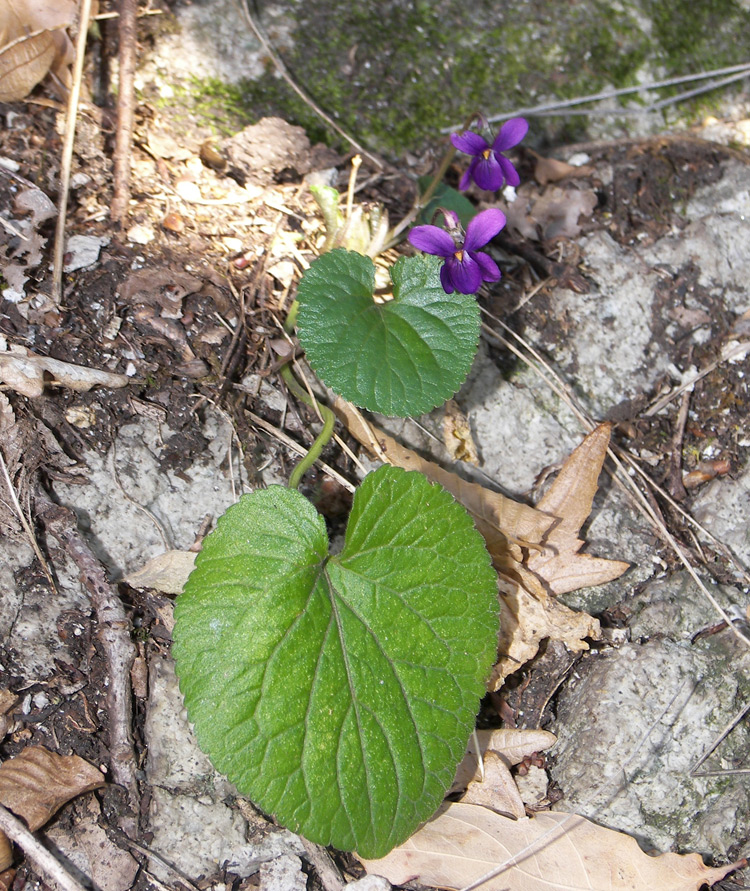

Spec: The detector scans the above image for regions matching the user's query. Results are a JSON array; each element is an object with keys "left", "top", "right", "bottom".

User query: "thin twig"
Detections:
[
  {"left": 299, "top": 838, "right": 345, "bottom": 891},
  {"left": 52, "top": 0, "right": 95, "bottom": 302},
  {"left": 442, "top": 61, "right": 750, "bottom": 131},
  {"left": 0, "top": 803, "right": 87, "bottom": 891},
  {"left": 110, "top": 0, "right": 139, "bottom": 224},
  {"left": 37, "top": 497, "right": 140, "bottom": 835},
  {"left": 234, "top": 0, "right": 382, "bottom": 169}
]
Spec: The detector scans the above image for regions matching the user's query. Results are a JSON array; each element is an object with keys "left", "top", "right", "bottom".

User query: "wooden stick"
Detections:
[
  {"left": 37, "top": 498, "right": 140, "bottom": 836},
  {"left": 110, "top": 0, "right": 139, "bottom": 224},
  {"left": 0, "top": 803, "right": 87, "bottom": 891}
]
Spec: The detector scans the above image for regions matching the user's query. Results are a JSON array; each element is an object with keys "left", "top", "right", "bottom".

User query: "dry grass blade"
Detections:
[{"left": 52, "top": 0, "right": 95, "bottom": 301}]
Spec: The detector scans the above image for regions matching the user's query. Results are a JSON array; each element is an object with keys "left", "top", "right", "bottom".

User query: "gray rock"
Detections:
[
  {"left": 258, "top": 854, "right": 307, "bottom": 891},
  {"left": 691, "top": 462, "right": 750, "bottom": 573},
  {"left": 550, "top": 573, "right": 750, "bottom": 855}
]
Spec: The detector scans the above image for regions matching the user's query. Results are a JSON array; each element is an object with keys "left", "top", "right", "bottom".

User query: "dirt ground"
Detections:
[{"left": 2, "top": 6, "right": 750, "bottom": 891}]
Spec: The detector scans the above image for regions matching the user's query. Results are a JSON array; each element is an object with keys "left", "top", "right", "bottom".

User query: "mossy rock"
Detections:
[{"left": 172, "top": 0, "right": 750, "bottom": 156}]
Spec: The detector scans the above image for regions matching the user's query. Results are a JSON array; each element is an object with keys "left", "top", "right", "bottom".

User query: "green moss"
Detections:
[{"left": 172, "top": 0, "right": 750, "bottom": 156}]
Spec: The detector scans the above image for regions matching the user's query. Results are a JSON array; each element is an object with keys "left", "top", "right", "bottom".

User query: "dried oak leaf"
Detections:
[
  {"left": 361, "top": 801, "right": 740, "bottom": 891},
  {"left": 0, "top": 746, "right": 104, "bottom": 870},
  {"left": 451, "top": 729, "right": 556, "bottom": 819},
  {"left": 333, "top": 397, "right": 553, "bottom": 578},
  {"left": 492, "top": 575, "right": 601, "bottom": 689},
  {"left": 0, "top": 0, "right": 78, "bottom": 101},
  {"left": 530, "top": 149, "right": 595, "bottom": 185},
  {"left": 505, "top": 182, "right": 597, "bottom": 241},
  {"left": 527, "top": 423, "right": 629, "bottom": 596}
]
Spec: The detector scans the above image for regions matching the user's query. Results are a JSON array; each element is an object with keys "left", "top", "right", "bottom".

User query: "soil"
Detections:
[{"left": 1, "top": 7, "right": 750, "bottom": 891}]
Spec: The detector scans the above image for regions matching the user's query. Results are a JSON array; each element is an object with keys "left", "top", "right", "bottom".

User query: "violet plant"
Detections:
[{"left": 173, "top": 118, "right": 528, "bottom": 858}]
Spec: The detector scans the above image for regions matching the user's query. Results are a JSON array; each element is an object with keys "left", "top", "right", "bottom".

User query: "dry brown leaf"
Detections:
[
  {"left": 0, "top": 746, "right": 104, "bottom": 870},
  {"left": 0, "top": 0, "right": 78, "bottom": 101},
  {"left": 527, "top": 423, "right": 629, "bottom": 595},
  {"left": 461, "top": 751, "right": 526, "bottom": 818},
  {"left": 491, "top": 578, "right": 601, "bottom": 689},
  {"left": 123, "top": 549, "right": 197, "bottom": 595},
  {"left": 0, "top": 345, "right": 129, "bottom": 398},
  {"left": 452, "top": 729, "right": 557, "bottom": 820},
  {"left": 0, "top": 843, "right": 10, "bottom": 879},
  {"left": 0, "top": 27, "right": 57, "bottom": 102},
  {"left": 505, "top": 183, "right": 598, "bottom": 241},
  {"left": 453, "top": 728, "right": 557, "bottom": 792},
  {"left": 361, "top": 801, "right": 740, "bottom": 891},
  {"left": 46, "top": 797, "right": 139, "bottom": 891},
  {"left": 530, "top": 149, "right": 595, "bottom": 185}
]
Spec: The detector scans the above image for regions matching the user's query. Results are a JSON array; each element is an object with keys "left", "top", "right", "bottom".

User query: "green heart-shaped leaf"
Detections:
[
  {"left": 173, "top": 465, "right": 499, "bottom": 858},
  {"left": 296, "top": 250, "right": 479, "bottom": 417}
]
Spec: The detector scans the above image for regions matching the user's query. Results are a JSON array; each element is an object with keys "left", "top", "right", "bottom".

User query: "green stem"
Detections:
[
  {"left": 384, "top": 111, "right": 479, "bottom": 250},
  {"left": 285, "top": 299, "right": 299, "bottom": 333},
  {"left": 279, "top": 362, "right": 336, "bottom": 489}
]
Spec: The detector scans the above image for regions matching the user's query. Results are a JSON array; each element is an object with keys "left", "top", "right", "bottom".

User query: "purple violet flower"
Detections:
[
  {"left": 409, "top": 208, "right": 506, "bottom": 295},
  {"left": 451, "top": 117, "right": 529, "bottom": 192}
]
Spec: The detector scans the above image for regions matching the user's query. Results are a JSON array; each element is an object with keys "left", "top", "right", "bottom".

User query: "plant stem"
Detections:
[
  {"left": 279, "top": 363, "right": 336, "bottom": 489},
  {"left": 384, "top": 143, "right": 456, "bottom": 249},
  {"left": 285, "top": 299, "right": 299, "bottom": 332}
]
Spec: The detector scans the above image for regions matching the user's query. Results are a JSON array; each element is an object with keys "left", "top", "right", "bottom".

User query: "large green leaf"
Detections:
[
  {"left": 296, "top": 250, "right": 479, "bottom": 417},
  {"left": 173, "top": 465, "right": 499, "bottom": 858}
]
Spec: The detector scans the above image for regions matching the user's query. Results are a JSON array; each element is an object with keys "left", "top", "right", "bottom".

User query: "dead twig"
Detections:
[
  {"left": 52, "top": 0, "right": 95, "bottom": 301},
  {"left": 110, "top": 0, "right": 139, "bottom": 224},
  {"left": 0, "top": 802, "right": 87, "bottom": 891},
  {"left": 299, "top": 837, "right": 345, "bottom": 891},
  {"left": 36, "top": 497, "right": 140, "bottom": 836}
]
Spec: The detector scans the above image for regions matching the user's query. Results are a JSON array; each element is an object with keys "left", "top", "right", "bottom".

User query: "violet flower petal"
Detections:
[
  {"left": 492, "top": 117, "right": 529, "bottom": 151},
  {"left": 451, "top": 130, "right": 488, "bottom": 155},
  {"left": 471, "top": 156, "right": 503, "bottom": 191},
  {"left": 458, "top": 165, "right": 474, "bottom": 191},
  {"left": 446, "top": 254, "right": 482, "bottom": 295},
  {"left": 439, "top": 263, "right": 455, "bottom": 294},
  {"left": 463, "top": 208, "right": 506, "bottom": 252},
  {"left": 498, "top": 155, "right": 521, "bottom": 188},
  {"left": 471, "top": 250, "right": 501, "bottom": 282},
  {"left": 408, "top": 225, "right": 456, "bottom": 257}
]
